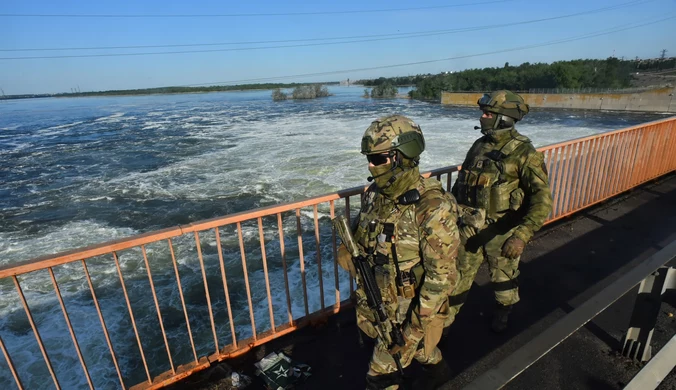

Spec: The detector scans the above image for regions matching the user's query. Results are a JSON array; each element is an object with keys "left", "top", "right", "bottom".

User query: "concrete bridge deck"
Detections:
[{"left": 168, "top": 173, "right": 676, "bottom": 390}]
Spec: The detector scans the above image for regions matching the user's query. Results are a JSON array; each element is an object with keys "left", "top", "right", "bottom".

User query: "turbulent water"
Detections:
[{"left": 0, "top": 86, "right": 667, "bottom": 389}]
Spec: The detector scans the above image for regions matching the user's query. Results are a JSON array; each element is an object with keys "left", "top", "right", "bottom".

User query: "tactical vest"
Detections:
[
  {"left": 353, "top": 178, "right": 444, "bottom": 306},
  {"left": 455, "top": 135, "right": 529, "bottom": 220}
]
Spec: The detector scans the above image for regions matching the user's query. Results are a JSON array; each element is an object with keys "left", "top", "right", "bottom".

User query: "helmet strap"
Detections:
[
  {"left": 498, "top": 115, "right": 515, "bottom": 129},
  {"left": 493, "top": 115, "right": 502, "bottom": 130}
]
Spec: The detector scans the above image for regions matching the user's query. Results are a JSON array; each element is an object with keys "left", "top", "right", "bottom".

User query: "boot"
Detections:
[
  {"left": 491, "top": 303, "right": 513, "bottom": 333},
  {"left": 365, "top": 372, "right": 403, "bottom": 390},
  {"left": 412, "top": 359, "right": 452, "bottom": 389}
]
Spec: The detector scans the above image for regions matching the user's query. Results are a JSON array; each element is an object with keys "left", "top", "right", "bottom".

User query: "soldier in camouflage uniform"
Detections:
[
  {"left": 336, "top": 115, "right": 460, "bottom": 389},
  {"left": 448, "top": 90, "right": 553, "bottom": 333}
]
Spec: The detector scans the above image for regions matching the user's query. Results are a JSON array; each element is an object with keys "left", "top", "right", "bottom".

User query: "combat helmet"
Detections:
[
  {"left": 477, "top": 90, "right": 530, "bottom": 130},
  {"left": 361, "top": 114, "right": 425, "bottom": 160},
  {"left": 361, "top": 115, "right": 425, "bottom": 194}
]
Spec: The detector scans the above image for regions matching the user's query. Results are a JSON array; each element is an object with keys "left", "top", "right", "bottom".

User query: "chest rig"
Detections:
[
  {"left": 353, "top": 184, "right": 430, "bottom": 303},
  {"left": 455, "top": 135, "right": 528, "bottom": 220}
]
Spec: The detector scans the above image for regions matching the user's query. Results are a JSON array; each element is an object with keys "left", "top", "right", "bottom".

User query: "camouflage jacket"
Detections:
[
  {"left": 452, "top": 127, "right": 553, "bottom": 243},
  {"left": 352, "top": 176, "right": 460, "bottom": 336}
]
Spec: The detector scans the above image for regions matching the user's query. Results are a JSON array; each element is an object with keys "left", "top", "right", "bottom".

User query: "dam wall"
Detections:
[{"left": 441, "top": 87, "right": 676, "bottom": 113}]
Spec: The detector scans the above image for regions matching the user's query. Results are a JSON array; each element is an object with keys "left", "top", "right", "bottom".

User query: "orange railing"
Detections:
[{"left": 0, "top": 116, "right": 674, "bottom": 390}]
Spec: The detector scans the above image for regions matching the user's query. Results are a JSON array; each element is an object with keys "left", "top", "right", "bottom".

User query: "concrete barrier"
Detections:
[{"left": 441, "top": 87, "right": 676, "bottom": 113}]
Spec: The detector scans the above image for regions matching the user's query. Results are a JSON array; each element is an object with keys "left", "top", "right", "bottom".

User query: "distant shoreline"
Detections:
[{"left": 1, "top": 82, "right": 342, "bottom": 100}]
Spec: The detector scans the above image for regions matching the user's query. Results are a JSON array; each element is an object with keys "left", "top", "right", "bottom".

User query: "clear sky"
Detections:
[{"left": 2, "top": 0, "right": 675, "bottom": 94}]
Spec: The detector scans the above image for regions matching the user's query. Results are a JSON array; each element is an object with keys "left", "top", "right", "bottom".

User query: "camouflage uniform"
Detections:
[
  {"left": 337, "top": 115, "right": 460, "bottom": 389},
  {"left": 448, "top": 91, "right": 553, "bottom": 331}
]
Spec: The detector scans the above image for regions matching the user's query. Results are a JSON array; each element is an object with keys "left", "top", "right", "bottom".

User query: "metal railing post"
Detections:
[{"left": 621, "top": 266, "right": 676, "bottom": 361}]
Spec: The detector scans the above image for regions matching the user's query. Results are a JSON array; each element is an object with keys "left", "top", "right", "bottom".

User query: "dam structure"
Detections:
[
  {"left": 441, "top": 88, "right": 676, "bottom": 113},
  {"left": 0, "top": 116, "right": 675, "bottom": 389}
]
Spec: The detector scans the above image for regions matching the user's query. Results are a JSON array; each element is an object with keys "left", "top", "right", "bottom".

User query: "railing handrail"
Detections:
[{"left": 2, "top": 115, "right": 675, "bottom": 279}]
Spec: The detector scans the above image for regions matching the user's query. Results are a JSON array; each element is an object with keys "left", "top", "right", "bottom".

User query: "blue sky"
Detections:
[{"left": 2, "top": 0, "right": 675, "bottom": 94}]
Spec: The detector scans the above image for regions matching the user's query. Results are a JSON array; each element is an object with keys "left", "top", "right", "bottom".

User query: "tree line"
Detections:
[
  {"left": 356, "top": 57, "right": 676, "bottom": 100},
  {"left": 52, "top": 83, "right": 338, "bottom": 98}
]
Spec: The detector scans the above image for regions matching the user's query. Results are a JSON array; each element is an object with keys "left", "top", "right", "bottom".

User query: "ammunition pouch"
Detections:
[
  {"left": 489, "top": 179, "right": 520, "bottom": 216},
  {"left": 397, "top": 268, "right": 417, "bottom": 299},
  {"left": 455, "top": 170, "right": 469, "bottom": 204}
]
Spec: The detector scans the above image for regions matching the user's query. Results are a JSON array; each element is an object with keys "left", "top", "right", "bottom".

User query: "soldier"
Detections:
[
  {"left": 336, "top": 115, "right": 460, "bottom": 389},
  {"left": 448, "top": 90, "right": 552, "bottom": 333}
]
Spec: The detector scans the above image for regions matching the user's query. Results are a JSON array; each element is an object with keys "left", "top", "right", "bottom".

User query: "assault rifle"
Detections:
[{"left": 332, "top": 215, "right": 405, "bottom": 375}]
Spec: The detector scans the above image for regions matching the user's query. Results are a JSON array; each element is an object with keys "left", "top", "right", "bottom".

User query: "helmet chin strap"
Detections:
[{"left": 493, "top": 114, "right": 507, "bottom": 130}]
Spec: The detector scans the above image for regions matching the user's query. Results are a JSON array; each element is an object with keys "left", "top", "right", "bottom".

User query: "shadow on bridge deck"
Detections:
[{"left": 169, "top": 173, "right": 676, "bottom": 390}]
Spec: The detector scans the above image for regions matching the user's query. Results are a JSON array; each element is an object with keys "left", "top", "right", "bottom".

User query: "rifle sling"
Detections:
[{"left": 382, "top": 223, "right": 404, "bottom": 287}]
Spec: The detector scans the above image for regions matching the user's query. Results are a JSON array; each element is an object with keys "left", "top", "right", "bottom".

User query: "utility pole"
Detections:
[{"left": 660, "top": 49, "right": 667, "bottom": 60}]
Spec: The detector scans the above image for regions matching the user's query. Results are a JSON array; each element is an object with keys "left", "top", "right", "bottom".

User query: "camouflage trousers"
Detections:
[
  {"left": 444, "top": 224, "right": 521, "bottom": 328},
  {"left": 357, "top": 296, "right": 449, "bottom": 389}
]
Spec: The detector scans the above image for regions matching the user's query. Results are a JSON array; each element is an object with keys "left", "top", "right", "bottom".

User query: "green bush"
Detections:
[
  {"left": 271, "top": 88, "right": 288, "bottom": 101},
  {"left": 370, "top": 82, "right": 397, "bottom": 98},
  {"left": 289, "top": 84, "right": 331, "bottom": 99}
]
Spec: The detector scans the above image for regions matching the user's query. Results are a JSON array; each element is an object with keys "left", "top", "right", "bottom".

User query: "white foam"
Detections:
[
  {"left": 141, "top": 123, "right": 164, "bottom": 130},
  {"left": 94, "top": 113, "right": 124, "bottom": 122},
  {"left": 97, "top": 108, "right": 613, "bottom": 208},
  {"left": 0, "top": 220, "right": 137, "bottom": 268},
  {"left": 39, "top": 121, "right": 84, "bottom": 132}
]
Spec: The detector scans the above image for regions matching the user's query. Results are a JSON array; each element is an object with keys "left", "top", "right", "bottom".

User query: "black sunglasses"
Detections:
[{"left": 367, "top": 153, "right": 391, "bottom": 166}]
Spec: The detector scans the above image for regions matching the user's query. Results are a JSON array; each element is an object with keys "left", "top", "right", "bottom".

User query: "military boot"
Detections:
[
  {"left": 411, "top": 359, "right": 452, "bottom": 389},
  {"left": 491, "top": 303, "right": 513, "bottom": 333},
  {"left": 365, "top": 372, "right": 403, "bottom": 390}
]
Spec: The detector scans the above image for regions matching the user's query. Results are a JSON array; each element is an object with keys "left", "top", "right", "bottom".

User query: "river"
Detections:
[{"left": 0, "top": 86, "right": 668, "bottom": 389}]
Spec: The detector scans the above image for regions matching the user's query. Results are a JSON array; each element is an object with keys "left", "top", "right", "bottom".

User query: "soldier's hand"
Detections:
[
  {"left": 336, "top": 245, "right": 357, "bottom": 277},
  {"left": 501, "top": 236, "right": 525, "bottom": 259}
]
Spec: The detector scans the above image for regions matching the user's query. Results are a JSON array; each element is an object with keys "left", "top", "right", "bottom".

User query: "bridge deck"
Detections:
[{"left": 168, "top": 173, "right": 676, "bottom": 390}]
